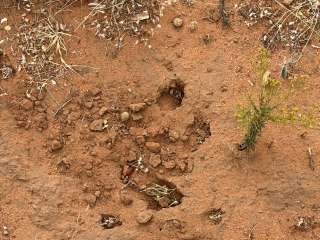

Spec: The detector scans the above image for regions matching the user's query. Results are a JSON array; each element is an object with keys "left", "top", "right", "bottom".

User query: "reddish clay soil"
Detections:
[{"left": 1, "top": 1, "right": 320, "bottom": 240}]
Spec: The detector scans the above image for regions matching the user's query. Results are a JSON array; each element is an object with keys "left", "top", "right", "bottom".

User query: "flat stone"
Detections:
[
  {"left": 145, "top": 142, "right": 161, "bottom": 153},
  {"left": 136, "top": 210, "right": 153, "bottom": 224}
]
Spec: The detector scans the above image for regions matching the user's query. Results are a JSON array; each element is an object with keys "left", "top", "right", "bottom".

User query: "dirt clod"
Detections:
[
  {"left": 136, "top": 210, "right": 153, "bottom": 224},
  {"left": 146, "top": 142, "right": 161, "bottom": 153}
]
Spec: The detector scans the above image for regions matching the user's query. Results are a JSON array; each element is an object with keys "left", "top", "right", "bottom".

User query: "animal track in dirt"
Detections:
[{"left": 157, "top": 79, "right": 185, "bottom": 111}]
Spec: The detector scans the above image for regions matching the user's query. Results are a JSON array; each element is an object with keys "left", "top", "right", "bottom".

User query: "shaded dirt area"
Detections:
[{"left": 1, "top": 1, "right": 320, "bottom": 239}]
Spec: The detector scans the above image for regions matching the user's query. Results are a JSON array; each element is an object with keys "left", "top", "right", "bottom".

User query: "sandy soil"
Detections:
[{"left": 1, "top": 1, "right": 320, "bottom": 239}]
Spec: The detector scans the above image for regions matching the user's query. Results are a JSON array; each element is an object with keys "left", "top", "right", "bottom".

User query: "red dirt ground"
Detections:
[{"left": 1, "top": 1, "right": 320, "bottom": 239}]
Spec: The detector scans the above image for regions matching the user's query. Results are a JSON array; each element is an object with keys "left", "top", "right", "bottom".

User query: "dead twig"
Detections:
[
  {"left": 307, "top": 147, "right": 316, "bottom": 171},
  {"left": 53, "top": 97, "right": 73, "bottom": 117}
]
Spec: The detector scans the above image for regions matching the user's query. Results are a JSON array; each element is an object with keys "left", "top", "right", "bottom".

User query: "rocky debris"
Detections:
[
  {"left": 189, "top": 21, "right": 198, "bottom": 32},
  {"left": 100, "top": 214, "right": 122, "bottom": 229},
  {"left": 50, "top": 140, "right": 63, "bottom": 151},
  {"left": 105, "top": 231, "right": 138, "bottom": 240},
  {"left": 145, "top": 142, "right": 161, "bottom": 153},
  {"left": 129, "top": 103, "right": 146, "bottom": 112},
  {"left": 21, "top": 98, "right": 33, "bottom": 110},
  {"left": 99, "top": 107, "right": 108, "bottom": 116},
  {"left": 89, "top": 119, "right": 107, "bottom": 132},
  {"left": 208, "top": 208, "right": 225, "bottom": 225},
  {"left": 120, "top": 111, "right": 130, "bottom": 122},
  {"left": 136, "top": 210, "right": 153, "bottom": 224},
  {"left": 149, "top": 154, "right": 161, "bottom": 168},
  {"left": 173, "top": 17, "right": 183, "bottom": 28},
  {"left": 119, "top": 191, "right": 133, "bottom": 206}
]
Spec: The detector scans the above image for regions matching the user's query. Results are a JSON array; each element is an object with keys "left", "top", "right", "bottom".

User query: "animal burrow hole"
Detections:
[
  {"left": 157, "top": 80, "right": 185, "bottom": 111},
  {"left": 141, "top": 178, "right": 183, "bottom": 210}
]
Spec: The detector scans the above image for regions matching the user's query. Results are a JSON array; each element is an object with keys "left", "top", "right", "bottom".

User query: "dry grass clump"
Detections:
[
  {"left": 15, "top": 14, "right": 73, "bottom": 91},
  {"left": 83, "top": 0, "right": 164, "bottom": 53},
  {"left": 238, "top": 0, "right": 320, "bottom": 65}
]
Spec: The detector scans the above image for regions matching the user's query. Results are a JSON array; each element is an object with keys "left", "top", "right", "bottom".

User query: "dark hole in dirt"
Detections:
[
  {"left": 158, "top": 81, "right": 184, "bottom": 111},
  {"left": 141, "top": 178, "right": 183, "bottom": 210}
]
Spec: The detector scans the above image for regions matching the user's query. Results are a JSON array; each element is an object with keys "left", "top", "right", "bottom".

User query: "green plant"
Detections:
[
  {"left": 237, "top": 70, "right": 280, "bottom": 151},
  {"left": 237, "top": 49, "right": 319, "bottom": 151}
]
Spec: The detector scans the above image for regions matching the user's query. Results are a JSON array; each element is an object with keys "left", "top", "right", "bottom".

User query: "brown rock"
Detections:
[
  {"left": 99, "top": 107, "right": 108, "bottom": 116},
  {"left": 158, "top": 196, "right": 171, "bottom": 208},
  {"left": 21, "top": 99, "right": 33, "bottom": 110},
  {"left": 149, "top": 154, "right": 161, "bottom": 168},
  {"left": 145, "top": 142, "right": 161, "bottom": 153},
  {"left": 169, "top": 130, "right": 180, "bottom": 142},
  {"left": 129, "top": 103, "right": 146, "bottom": 112},
  {"left": 51, "top": 140, "right": 63, "bottom": 151},
  {"left": 89, "top": 119, "right": 106, "bottom": 131},
  {"left": 136, "top": 210, "right": 153, "bottom": 224}
]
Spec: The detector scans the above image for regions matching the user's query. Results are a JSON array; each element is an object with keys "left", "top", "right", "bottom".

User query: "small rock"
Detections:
[
  {"left": 189, "top": 21, "right": 198, "bottom": 32},
  {"left": 149, "top": 154, "right": 161, "bottom": 168},
  {"left": 51, "top": 140, "right": 63, "bottom": 151},
  {"left": 173, "top": 17, "right": 183, "bottom": 28},
  {"left": 21, "top": 99, "right": 33, "bottom": 110},
  {"left": 100, "top": 214, "right": 122, "bottom": 229},
  {"left": 119, "top": 191, "right": 133, "bottom": 206},
  {"left": 127, "top": 150, "right": 137, "bottom": 161},
  {"left": 84, "top": 101, "right": 93, "bottom": 109},
  {"left": 162, "top": 160, "right": 176, "bottom": 169},
  {"left": 4, "top": 25, "right": 11, "bottom": 32},
  {"left": 131, "top": 113, "right": 143, "bottom": 121},
  {"left": 99, "top": 107, "right": 108, "bottom": 116},
  {"left": 129, "top": 103, "right": 146, "bottom": 112},
  {"left": 89, "top": 119, "right": 107, "bottom": 132},
  {"left": 120, "top": 111, "right": 130, "bottom": 122},
  {"left": 158, "top": 196, "right": 171, "bottom": 208},
  {"left": 136, "top": 210, "right": 153, "bottom": 224},
  {"left": 145, "top": 142, "right": 161, "bottom": 153}
]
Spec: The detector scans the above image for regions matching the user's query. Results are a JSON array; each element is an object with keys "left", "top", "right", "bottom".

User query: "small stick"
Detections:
[
  {"left": 307, "top": 147, "right": 315, "bottom": 171},
  {"left": 219, "top": 0, "right": 229, "bottom": 26},
  {"left": 53, "top": 97, "right": 73, "bottom": 117}
]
